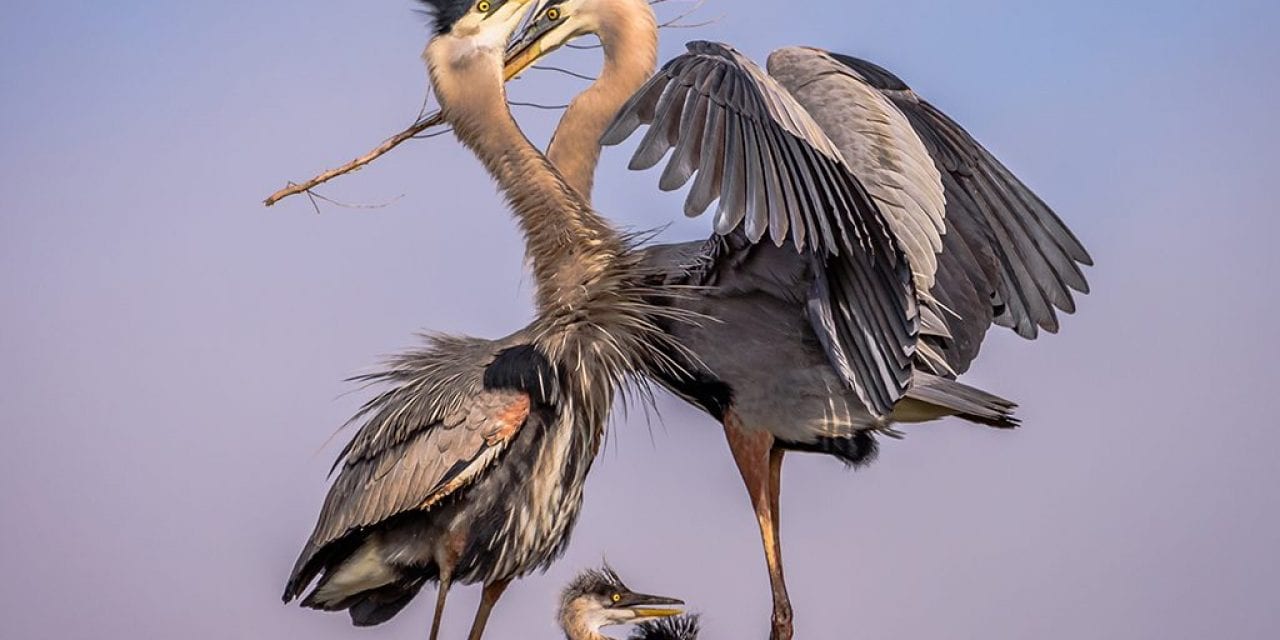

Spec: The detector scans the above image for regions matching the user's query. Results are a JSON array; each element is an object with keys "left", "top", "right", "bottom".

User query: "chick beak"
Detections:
[{"left": 619, "top": 592, "right": 685, "bottom": 620}]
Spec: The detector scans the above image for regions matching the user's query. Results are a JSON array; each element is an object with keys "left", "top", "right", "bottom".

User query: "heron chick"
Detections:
[{"left": 559, "top": 565, "right": 693, "bottom": 640}]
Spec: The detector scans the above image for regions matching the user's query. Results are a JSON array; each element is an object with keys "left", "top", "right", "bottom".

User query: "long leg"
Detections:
[
  {"left": 428, "top": 571, "right": 451, "bottom": 640},
  {"left": 465, "top": 577, "right": 511, "bottom": 640},
  {"left": 723, "top": 412, "right": 793, "bottom": 640},
  {"left": 768, "top": 446, "right": 790, "bottom": 634}
]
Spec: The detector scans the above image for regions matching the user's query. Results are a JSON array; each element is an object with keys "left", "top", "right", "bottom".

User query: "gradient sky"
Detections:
[{"left": 2, "top": 1, "right": 1278, "bottom": 639}]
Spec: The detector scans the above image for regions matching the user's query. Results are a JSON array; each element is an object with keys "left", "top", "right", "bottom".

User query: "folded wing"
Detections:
[{"left": 284, "top": 337, "right": 541, "bottom": 599}]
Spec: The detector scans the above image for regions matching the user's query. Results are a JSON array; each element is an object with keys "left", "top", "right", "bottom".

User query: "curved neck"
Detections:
[
  {"left": 547, "top": 2, "right": 659, "bottom": 202},
  {"left": 428, "top": 38, "right": 625, "bottom": 312}
]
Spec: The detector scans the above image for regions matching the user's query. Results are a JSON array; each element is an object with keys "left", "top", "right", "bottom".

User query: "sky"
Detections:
[{"left": 2, "top": 1, "right": 1278, "bottom": 638}]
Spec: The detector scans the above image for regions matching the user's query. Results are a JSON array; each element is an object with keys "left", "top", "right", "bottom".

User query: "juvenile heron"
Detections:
[
  {"left": 281, "top": 2, "right": 689, "bottom": 639},
  {"left": 557, "top": 565, "right": 688, "bottom": 640},
  {"left": 494, "top": 1, "right": 1095, "bottom": 637}
]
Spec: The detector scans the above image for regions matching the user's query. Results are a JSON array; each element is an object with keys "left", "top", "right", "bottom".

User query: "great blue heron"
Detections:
[
  {"left": 281, "top": 2, "right": 690, "bottom": 639},
  {"left": 557, "top": 565, "right": 689, "bottom": 640},
  {"left": 495, "top": 1, "right": 1094, "bottom": 638}
]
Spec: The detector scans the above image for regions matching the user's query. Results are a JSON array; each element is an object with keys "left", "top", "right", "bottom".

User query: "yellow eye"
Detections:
[
  {"left": 546, "top": 7, "right": 561, "bottom": 20},
  {"left": 611, "top": 593, "right": 622, "bottom": 603},
  {"left": 477, "top": 1, "right": 491, "bottom": 11}
]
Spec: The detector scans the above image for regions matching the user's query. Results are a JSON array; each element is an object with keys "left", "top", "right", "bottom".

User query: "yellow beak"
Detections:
[
  {"left": 630, "top": 608, "right": 683, "bottom": 619},
  {"left": 504, "top": 40, "right": 544, "bottom": 81}
]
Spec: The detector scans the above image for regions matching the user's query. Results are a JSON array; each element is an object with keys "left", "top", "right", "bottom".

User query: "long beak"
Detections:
[{"left": 619, "top": 592, "right": 685, "bottom": 619}]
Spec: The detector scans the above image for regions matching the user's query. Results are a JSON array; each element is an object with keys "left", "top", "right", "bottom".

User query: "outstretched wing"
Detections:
[
  {"left": 830, "top": 53, "right": 1093, "bottom": 371},
  {"left": 284, "top": 337, "right": 555, "bottom": 600},
  {"left": 602, "top": 41, "right": 918, "bottom": 416},
  {"left": 765, "top": 47, "right": 947, "bottom": 295}
]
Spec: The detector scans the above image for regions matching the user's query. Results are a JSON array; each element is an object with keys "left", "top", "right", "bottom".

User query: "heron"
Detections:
[
  {"left": 281, "top": 2, "right": 691, "bottom": 639},
  {"left": 557, "top": 565, "right": 689, "bottom": 640},
  {"left": 494, "top": 1, "right": 1095, "bottom": 638}
]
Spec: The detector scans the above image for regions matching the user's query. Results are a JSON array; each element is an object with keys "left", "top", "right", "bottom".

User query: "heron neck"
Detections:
[
  {"left": 547, "top": 2, "right": 659, "bottom": 201},
  {"left": 559, "top": 608, "right": 609, "bottom": 640},
  {"left": 432, "top": 47, "right": 625, "bottom": 312}
]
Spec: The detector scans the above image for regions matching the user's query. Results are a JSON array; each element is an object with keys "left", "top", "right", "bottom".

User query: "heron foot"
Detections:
[
  {"left": 769, "top": 623, "right": 794, "bottom": 640},
  {"left": 769, "top": 606, "right": 794, "bottom": 640}
]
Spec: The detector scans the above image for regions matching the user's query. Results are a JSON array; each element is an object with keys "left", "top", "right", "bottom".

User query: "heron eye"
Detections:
[
  {"left": 611, "top": 593, "right": 621, "bottom": 603},
  {"left": 546, "top": 7, "right": 561, "bottom": 20},
  {"left": 477, "top": 1, "right": 491, "bottom": 12}
]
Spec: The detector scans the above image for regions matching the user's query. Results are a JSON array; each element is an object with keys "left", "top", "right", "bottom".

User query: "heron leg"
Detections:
[
  {"left": 428, "top": 571, "right": 451, "bottom": 640},
  {"left": 723, "top": 412, "right": 793, "bottom": 640},
  {"left": 465, "top": 577, "right": 511, "bottom": 640}
]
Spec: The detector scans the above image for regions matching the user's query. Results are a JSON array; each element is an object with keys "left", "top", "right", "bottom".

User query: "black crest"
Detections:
[
  {"left": 416, "top": 0, "right": 472, "bottom": 35},
  {"left": 562, "top": 565, "right": 628, "bottom": 603}
]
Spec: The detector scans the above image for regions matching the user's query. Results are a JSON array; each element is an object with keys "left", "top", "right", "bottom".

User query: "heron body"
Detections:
[
  {"left": 283, "top": 2, "right": 688, "bottom": 638},
  {"left": 503, "top": 1, "right": 1092, "bottom": 637}
]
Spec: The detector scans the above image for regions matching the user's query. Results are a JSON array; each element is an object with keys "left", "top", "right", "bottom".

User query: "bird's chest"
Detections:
[{"left": 502, "top": 404, "right": 601, "bottom": 572}]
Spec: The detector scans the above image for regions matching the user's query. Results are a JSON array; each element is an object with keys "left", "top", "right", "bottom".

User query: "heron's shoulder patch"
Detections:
[{"left": 483, "top": 345, "right": 558, "bottom": 405}]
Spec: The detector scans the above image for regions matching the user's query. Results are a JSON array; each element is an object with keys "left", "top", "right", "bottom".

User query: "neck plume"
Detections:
[
  {"left": 547, "top": 1, "right": 659, "bottom": 201},
  {"left": 428, "top": 41, "right": 625, "bottom": 313}
]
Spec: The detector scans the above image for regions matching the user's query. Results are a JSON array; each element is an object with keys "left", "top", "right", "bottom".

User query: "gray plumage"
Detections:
[
  {"left": 829, "top": 53, "right": 1092, "bottom": 350},
  {"left": 603, "top": 42, "right": 920, "bottom": 417},
  {"left": 607, "top": 41, "right": 1092, "bottom": 391}
]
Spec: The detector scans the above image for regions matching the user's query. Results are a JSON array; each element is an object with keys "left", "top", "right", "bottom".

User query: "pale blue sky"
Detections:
[{"left": 2, "top": 1, "right": 1278, "bottom": 639}]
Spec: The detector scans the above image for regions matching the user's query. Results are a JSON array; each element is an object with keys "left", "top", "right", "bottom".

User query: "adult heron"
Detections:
[
  {"left": 497, "top": 1, "right": 1094, "bottom": 638},
  {"left": 281, "top": 2, "right": 689, "bottom": 639}
]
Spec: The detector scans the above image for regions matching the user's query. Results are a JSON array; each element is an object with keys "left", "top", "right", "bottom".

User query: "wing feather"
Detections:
[
  {"left": 602, "top": 41, "right": 918, "bottom": 415},
  {"left": 286, "top": 337, "right": 542, "bottom": 595},
  {"left": 823, "top": 53, "right": 1092, "bottom": 372}
]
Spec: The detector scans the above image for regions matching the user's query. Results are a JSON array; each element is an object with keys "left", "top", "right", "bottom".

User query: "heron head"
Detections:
[
  {"left": 422, "top": 0, "right": 540, "bottom": 106},
  {"left": 418, "top": 0, "right": 536, "bottom": 38},
  {"left": 420, "top": 0, "right": 541, "bottom": 72},
  {"left": 559, "top": 564, "right": 684, "bottom": 634},
  {"left": 503, "top": 0, "right": 656, "bottom": 79}
]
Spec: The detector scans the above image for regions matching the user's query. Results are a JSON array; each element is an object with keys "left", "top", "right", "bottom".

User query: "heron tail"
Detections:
[
  {"left": 897, "top": 371, "right": 1019, "bottom": 428},
  {"left": 348, "top": 578, "right": 427, "bottom": 627}
]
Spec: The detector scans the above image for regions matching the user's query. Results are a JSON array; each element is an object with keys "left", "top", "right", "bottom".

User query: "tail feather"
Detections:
[
  {"left": 903, "top": 371, "right": 1019, "bottom": 428},
  {"left": 348, "top": 579, "right": 427, "bottom": 627}
]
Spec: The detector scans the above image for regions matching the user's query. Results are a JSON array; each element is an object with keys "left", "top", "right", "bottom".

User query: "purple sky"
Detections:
[{"left": 2, "top": 1, "right": 1278, "bottom": 638}]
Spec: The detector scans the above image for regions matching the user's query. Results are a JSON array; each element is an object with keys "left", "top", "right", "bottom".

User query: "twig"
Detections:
[
  {"left": 310, "top": 191, "right": 405, "bottom": 210},
  {"left": 533, "top": 64, "right": 597, "bottom": 82},
  {"left": 510, "top": 100, "right": 570, "bottom": 111},
  {"left": 263, "top": 111, "right": 444, "bottom": 207}
]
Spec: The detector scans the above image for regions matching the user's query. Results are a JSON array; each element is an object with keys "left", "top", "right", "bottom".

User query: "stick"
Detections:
[{"left": 263, "top": 111, "right": 444, "bottom": 207}]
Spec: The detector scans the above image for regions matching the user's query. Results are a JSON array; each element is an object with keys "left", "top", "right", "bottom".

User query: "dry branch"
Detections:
[{"left": 263, "top": 111, "right": 444, "bottom": 207}]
